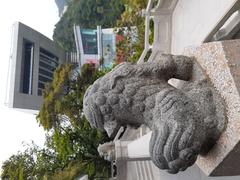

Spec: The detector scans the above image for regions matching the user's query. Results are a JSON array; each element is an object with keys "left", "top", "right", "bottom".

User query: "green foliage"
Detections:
[
  {"left": 1, "top": 143, "right": 57, "bottom": 180},
  {"left": 36, "top": 63, "right": 111, "bottom": 179},
  {"left": 1, "top": 0, "right": 154, "bottom": 178},
  {"left": 1, "top": 152, "right": 34, "bottom": 180},
  {"left": 46, "top": 121, "right": 110, "bottom": 179},
  {"left": 53, "top": 0, "right": 125, "bottom": 51},
  {"left": 2, "top": 64, "right": 111, "bottom": 179},
  {"left": 115, "top": 0, "right": 147, "bottom": 62},
  {"left": 1, "top": 133, "right": 109, "bottom": 180},
  {"left": 37, "top": 64, "right": 73, "bottom": 130},
  {"left": 116, "top": 0, "right": 154, "bottom": 63},
  {"left": 37, "top": 63, "right": 110, "bottom": 130}
]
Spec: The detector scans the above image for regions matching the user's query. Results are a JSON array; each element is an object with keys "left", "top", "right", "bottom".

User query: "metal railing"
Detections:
[
  {"left": 137, "top": 0, "right": 178, "bottom": 64},
  {"left": 65, "top": 52, "right": 80, "bottom": 64},
  {"left": 137, "top": 0, "right": 155, "bottom": 64}
]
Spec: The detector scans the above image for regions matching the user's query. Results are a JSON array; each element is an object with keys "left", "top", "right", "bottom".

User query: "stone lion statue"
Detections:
[{"left": 83, "top": 54, "right": 225, "bottom": 174}]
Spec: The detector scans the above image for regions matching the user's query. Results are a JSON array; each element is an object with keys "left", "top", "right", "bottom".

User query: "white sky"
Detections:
[{"left": 0, "top": 0, "right": 59, "bottom": 169}]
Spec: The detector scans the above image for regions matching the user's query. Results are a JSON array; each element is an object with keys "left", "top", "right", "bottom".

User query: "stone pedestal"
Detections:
[
  {"left": 127, "top": 132, "right": 151, "bottom": 160},
  {"left": 183, "top": 39, "right": 240, "bottom": 176},
  {"left": 115, "top": 132, "right": 152, "bottom": 161},
  {"left": 115, "top": 140, "right": 131, "bottom": 160}
]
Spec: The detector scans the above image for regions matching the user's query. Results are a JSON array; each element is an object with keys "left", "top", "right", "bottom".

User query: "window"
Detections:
[
  {"left": 20, "top": 39, "right": 34, "bottom": 94},
  {"left": 81, "top": 29, "right": 98, "bottom": 54},
  {"left": 38, "top": 48, "right": 58, "bottom": 95},
  {"left": 102, "top": 33, "right": 116, "bottom": 67}
]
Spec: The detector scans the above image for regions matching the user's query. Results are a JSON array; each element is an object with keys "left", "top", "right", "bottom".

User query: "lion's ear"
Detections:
[{"left": 104, "top": 119, "right": 119, "bottom": 138}]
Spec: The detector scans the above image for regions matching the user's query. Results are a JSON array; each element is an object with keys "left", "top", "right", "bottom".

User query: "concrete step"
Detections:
[{"left": 135, "top": 161, "right": 154, "bottom": 180}]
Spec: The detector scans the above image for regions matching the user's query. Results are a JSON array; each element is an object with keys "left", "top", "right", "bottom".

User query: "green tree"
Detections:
[
  {"left": 1, "top": 64, "right": 111, "bottom": 179},
  {"left": 37, "top": 63, "right": 111, "bottom": 179},
  {"left": 45, "top": 122, "right": 110, "bottom": 179},
  {"left": 1, "top": 143, "right": 59, "bottom": 180},
  {"left": 116, "top": 0, "right": 155, "bottom": 63},
  {"left": 1, "top": 130, "right": 110, "bottom": 179},
  {"left": 1, "top": 151, "right": 35, "bottom": 180},
  {"left": 53, "top": 0, "right": 125, "bottom": 51},
  {"left": 37, "top": 63, "right": 109, "bottom": 130}
]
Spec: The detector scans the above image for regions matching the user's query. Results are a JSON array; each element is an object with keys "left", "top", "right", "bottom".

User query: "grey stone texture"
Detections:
[
  {"left": 83, "top": 54, "right": 226, "bottom": 174},
  {"left": 183, "top": 39, "right": 240, "bottom": 176}
]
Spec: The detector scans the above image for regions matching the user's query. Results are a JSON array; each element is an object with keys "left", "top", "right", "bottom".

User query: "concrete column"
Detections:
[
  {"left": 115, "top": 132, "right": 152, "bottom": 161},
  {"left": 152, "top": 15, "right": 171, "bottom": 53},
  {"left": 97, "top": 26, "right": 102, "bottom": 60}
]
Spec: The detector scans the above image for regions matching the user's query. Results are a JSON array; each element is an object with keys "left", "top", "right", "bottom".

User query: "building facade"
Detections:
[
  {"left": 6, "top": 22, "right": 121, "bottom": 113},
  {"left": 6, "top": 22, "right": 65, "bottom": 113},
  {"left": 73, "top": 25, "right": 118, "bottom": 68}
]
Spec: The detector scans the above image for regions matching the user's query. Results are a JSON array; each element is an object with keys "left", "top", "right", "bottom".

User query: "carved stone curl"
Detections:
[{"left": 83, "top": 54, "right": 226, "bottom": 174}]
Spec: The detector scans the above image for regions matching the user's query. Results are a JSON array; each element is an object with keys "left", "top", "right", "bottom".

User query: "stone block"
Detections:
[
  {"left": 183, "top": 39, "right": 240, "bottom": 176},
  {"left": 115, "top": 140, "right": 131, "bottom": 160}
]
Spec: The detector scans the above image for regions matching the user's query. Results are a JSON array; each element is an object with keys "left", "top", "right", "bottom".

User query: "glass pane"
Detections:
[{"left": 81, "top": 29, "right": 98, "bottom": 54}]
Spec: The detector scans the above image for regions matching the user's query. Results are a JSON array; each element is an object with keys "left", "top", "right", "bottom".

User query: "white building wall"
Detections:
[
  {"left": 7, "top": 22, "right": 66, "bottom": 112},
  {"left": 171, "top": 0, "right": 239, "bottom": 54}
]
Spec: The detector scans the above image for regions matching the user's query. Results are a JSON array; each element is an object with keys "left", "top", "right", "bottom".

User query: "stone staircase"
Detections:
[
  {"left": 123, "top": 160, "right": 156, "bottom": 180},
  {"left": 134, "top": 161, "right": 155, "bottom": 180}
]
